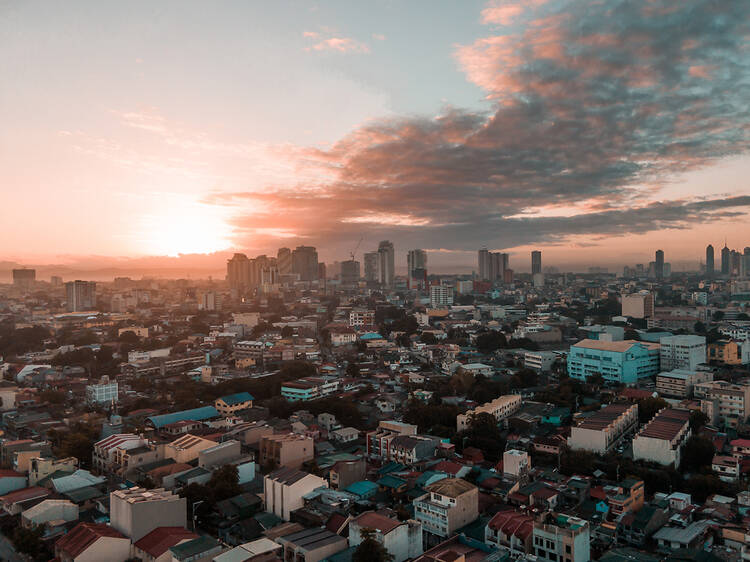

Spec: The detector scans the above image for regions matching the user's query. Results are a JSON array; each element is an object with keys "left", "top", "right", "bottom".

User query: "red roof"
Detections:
[
  {"left": 354, "top": 512, "right": 401, "bottom": 534},
  {"left": 0, "top": 469, "right": 24, "bottom": 478},
  {"left": 433, "top": 461, "right": 464, "bottom": 475},
  {"left": 0, "top": 486, "right": 49, "bottom": 504},
  {"left": 731, "top": 439, "right": 750, "bottom": 448},
  {"left": 56, "top": 523, "right": 127, "bottom": 558},
  {"left": 487, "top": 509, "right": 534, "bottom": 541},
  {"left": 620, "top": 388, "right": 655, "bottom": 400},
  {"left": 134, "top": 526, "right": 197, "bottom": 558}
]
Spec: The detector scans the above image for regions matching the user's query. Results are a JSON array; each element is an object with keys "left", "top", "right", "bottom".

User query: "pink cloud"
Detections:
[{"left": 305, "top": 36, "right": 370, "bottom": 54}]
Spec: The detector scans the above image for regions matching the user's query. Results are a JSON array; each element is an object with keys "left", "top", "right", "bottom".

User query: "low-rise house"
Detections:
[
  {"left": 653, "top": 520, "right": 715, "bottom": 551},
  {"left": 275, "top": 527, "right": 348, "bottom": 562},
  {"left": 632, "top": 408, "right": 692, "bottom": 468},
  {"left": 349, "top": 511, "right": 423, "bottom": 562},
  {"left": 712, "top": 454, "right": 740, "bottom": 482},
  {"left": 29, "top": 456, "right": 78, "bottom": 485},
  {"left": 330, "top": 427, "right": 359, "bottom": 443},
  {"left": 55, "top": 522, "right": 130, "bottom": 562},
  {"left": 0, "top": 469, "right": 27, "bottom": 495},
  {"left": 169, "top": 535, "right": 225, "bottom": 561},
  {"left": 110, "top": 486, "right": 187, "bottom": 542},
  {"left": 414, "top": 478, "right": 479, "bottom": 542},
  {"left": 0, "top": 485, "right": 50, "bottom": 515},
  {"left": 264, "top": 467, "right": 328, "bottom": 521},
  {"left": 532, "top": 513, "right": 590, "bottom": 562},
  {"left": 165, "top": 433, "right": 217, "bottom": 464},
  {"left": 259, "top": 433, "right": 314, "bottom": 470},
  {"left": 21, "top": 498, "right": 79, "bottom": 539},
  {"left": 132, "top": 526, "right": 199, "bottom": 562},
  {"left": 485, "top": 509, "right": 534, "bottom": 554},
  {"left": 215, "top": 392, "right": 255, "bottom": 416}
]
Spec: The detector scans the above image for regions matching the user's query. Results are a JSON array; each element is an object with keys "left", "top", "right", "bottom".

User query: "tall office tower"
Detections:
[
  {"left": 12, "top": 268, "right": 36, "bottom": 289},
  {"left": 292, "top": 246, "right": 319, "bottom": 281},
  {"left": 317, "top": 262, "right": 327, "bottom": 281},
  {"left": 741, "top": 247, "right": 750, "bottom": 279},
  {"left": 407, "top": 249, "right": 427, "bottom": 277},
  {"left": 227, "top": 253, "right": 251, "bottom": 290},
  {"left": 478, "top": 248, "right": 490, "bottom": 281},
  {"left": 341, "top": 260, "right": 360, "bottom": 285},
  {"left": 655, "top": 249, "right": 664, "bottom": 279},
  {"left": 377, "top": 240, "right": 395, "bottom": 287},
  {"left": 531, "top": 250, "right": 542, "bottom": 275},
  {"left": 488, "top": 252, "right": 509, "bottom": 281},
  {"left": 706, "top": 245, "right": 714, "bottom": 276},
  {"left": 66, "top": 280, "right": 97, "bottom": 312},
  {"left": 721, "top": 244, "right": 731, "bottom": 275},
  {"left": 50, "top": 275, "right": 63, "bottom": 287},
  {"left": 364, "top": 252, "right": 379, "bottom": 283},
  {"left": 277, "top": 247, "right": 292, "bottom": 274},
  {"left": 731, "top": 250, "right": 741, "bottom": 277}
]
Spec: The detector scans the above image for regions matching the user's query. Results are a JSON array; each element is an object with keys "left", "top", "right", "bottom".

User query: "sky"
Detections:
[{"left": 2, "top": 0, "right": 750, "bottom": 274}]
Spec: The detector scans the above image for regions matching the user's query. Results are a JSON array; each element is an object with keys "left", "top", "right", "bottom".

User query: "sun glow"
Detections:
[{"left": 137, "top": 202, "right": 234, "bottom": 256}]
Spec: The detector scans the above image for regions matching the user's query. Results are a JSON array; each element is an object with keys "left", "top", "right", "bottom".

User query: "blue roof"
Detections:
[
  {"left": 360, "top": 332, "right": 383, "bottom": 340},
  {"left": 377, "top": 475, "right": 407, "bottom": 489},
  {"left": 218, "top": 392, "right": 255, "bottom": 405},
  {"left": 344, "top": 480, "right": 379, "bottom": 497},
  {"left": 147, "top": 405, "right": 219, "bottom": 429}
]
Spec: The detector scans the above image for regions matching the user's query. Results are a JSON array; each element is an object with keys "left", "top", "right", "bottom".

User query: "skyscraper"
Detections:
[
  {"left": 277, "top": 247, "right": 292, "bottom": 274},
  {"left": 66, "top": 280, "right": 97, "bottom": 312},
  {"left": 407, "top": 249, "right": 427, "bottom": 277},
  {"left": 227, "top": 253, "right": 251, "bottom": 290},
  {"left": 478, "top": 248, "right": 490, "bottom": 281},
  {"left": 706, "top": 244, "right": 714, "bottom": 276},
  {"left": 531, "top": 250, "right": 542, "bottom": 275},
  {"left": 655, "top": 249, "right": 664, "bottom": 279},
  {"left": 721, "top": 243, "right": 731, "bottom": 275},
  {"left": 340, "top": 260, "right": 360, "bottom": 285},
  {"left": 364, "top": 252, "right": 379, "bottom": 283},
  {"left": 292, "top": 246, "right": 319, "bottom": 281},
  {"left": 377, "top": 240, "right": 395, "bottom": 287},
  {"left": 12, "top": 268, "right": 35, "bottom": 289}
]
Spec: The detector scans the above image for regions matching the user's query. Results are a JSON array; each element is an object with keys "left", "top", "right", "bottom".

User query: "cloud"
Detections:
[
  {"left": 209, "top": 0, "right": 750, "bottom": 255},
  {"left": 372, "top": 33, "right": 386, "bottom": 41},
  {"left": 303, "top": 34, "right": 370, "bottom": 54}
]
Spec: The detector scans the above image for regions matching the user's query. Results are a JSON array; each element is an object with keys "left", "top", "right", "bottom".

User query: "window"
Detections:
[{"left": 565, "top": 545, "right": 571, "bottom": 554}]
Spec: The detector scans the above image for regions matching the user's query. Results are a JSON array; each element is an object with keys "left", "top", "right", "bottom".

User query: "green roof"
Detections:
[
  {"left": 377, "top": 475, "right": 407, "bottom": 489},
  {"left": 170, "top": 536, "right": 221, "bottom": 560}
]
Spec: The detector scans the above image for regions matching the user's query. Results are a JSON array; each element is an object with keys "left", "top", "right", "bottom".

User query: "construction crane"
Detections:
[{"left": 349, "top": 236, "right": 363, "bottom": 262}]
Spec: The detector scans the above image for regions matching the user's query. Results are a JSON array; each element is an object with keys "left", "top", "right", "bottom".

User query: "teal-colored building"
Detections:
[{"left": 567, "top": 339, "right": 660, "bottom": 385}]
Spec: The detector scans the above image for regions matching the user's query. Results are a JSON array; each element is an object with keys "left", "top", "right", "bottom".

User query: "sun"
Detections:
[{"left": 138, "top": 202, "right": 234, "bottom": 256}]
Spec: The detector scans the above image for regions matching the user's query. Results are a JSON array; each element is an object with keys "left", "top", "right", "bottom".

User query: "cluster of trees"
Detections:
[
  {"left": 266, "top": 395, "right": 365, "bottom": 429},
  {"left": 180, "top": 465, "right": 244, "bottom": 524},
  {"left": 452, "top": 412, "right": 506, "bottom": 462},
  {"left": 0, "top": 323, "right": 50, "bottom": 357}
]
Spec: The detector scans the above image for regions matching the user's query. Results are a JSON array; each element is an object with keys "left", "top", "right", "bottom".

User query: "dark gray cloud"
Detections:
[{"left": 214, "top": 0, "right": 750, "bottom": 255}]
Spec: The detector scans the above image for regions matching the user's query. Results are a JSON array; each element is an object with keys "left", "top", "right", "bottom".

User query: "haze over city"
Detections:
[{"left": 3, "top": 0, "right": 750, "bottom": 277}]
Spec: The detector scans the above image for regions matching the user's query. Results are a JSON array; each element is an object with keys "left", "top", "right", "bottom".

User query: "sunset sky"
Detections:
[{"left": 2, "top": 0, "right": 750, "bottom": 273}]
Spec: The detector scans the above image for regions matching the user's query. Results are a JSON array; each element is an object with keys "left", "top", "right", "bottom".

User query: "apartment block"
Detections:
[
  {"left": 656, "top": 368, "right": 713, "bottom": 398},
  {"left": 414, "top": 478, "right": 478, "bottom": 540},
  {"left": 456, "top": 394, "right": 522, "bottom": 431},
  {"left": 264, "top": 467, "right": 328, "bottom": 521},
  {"left": 659, "top": 335, "right": 707, "bottom": 371},
  {"left": 110, "top": 487, "right": 187, "bottom": 542},
  {"left": 259, "top": 433, "right": 314, "bottom": 470},
  {"left": 567, "top": 403, "right": 639, "bottom": 455},
  {"left": 349, "top": 511, "right": 423, "bottom": 562},
  {"left": 694, "top": 380, "right": 750, "bottom": 428},
  {"left": 621, "top": 291, "right": 654, "bottom": 319},
  {"left": 567, "top": 339, "right": 660, "bottom": 386},
  {"left": 632, "top": 408, "right": 692, "bottom": 467},
  {"left": 532, "top": 513, "right": 590, "bottom": 562},
  {"left": 366, "top": 421, "right": 418, "bottom": 459}
]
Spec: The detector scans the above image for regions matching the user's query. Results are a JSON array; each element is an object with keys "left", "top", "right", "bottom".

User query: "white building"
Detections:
[
  {"left": 694, "top": 380, "right": 750, "bottom": 429},
  {"left": 430, "top": 285, "right": 454, "bottom": 308},
  {"left": 659, "top": 335, "right": 707, "bottom": 371},
  {"left": 524, "top": 351, "right": 557, "bottom": 372},
  {"left": 532, "top": 514, "right": 590, "bottom": 562},
  {"left": 568, "top": 403, "right": 638, "bottom": 455},
  {"left": 85, "top": 376, "right": 118, "bottom": 406},
  {"left": 632, "top": 408, "right": 691, "bottom": 467},
  {"left": 264, "top": 467, "right": 327, "bottom": 521},
  {"left": 621, "top": 291, "right": 654, "bottom": 319},
  {"left": 456, "top": 394, "right": 522, "bottom": 431},
  {"left": 656, "top": 368, "right": 713, "bottom": 398},
  {"left": 349, "top": 511, "right": 423, "bottom": 562},
  {"left": 110, "top": 487, "right": 186, "bottom": 542},
  {"left": 503, "top": 449, "right": 530, "bottom": 479}
]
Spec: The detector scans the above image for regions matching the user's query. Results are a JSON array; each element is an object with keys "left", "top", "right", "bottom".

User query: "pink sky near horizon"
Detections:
[{"left": 2, "top": 0, "right": 749, "bottom": 272}]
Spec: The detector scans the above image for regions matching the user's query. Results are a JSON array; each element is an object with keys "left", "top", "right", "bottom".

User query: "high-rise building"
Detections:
[
  {"left": 50, "top": 275, "right": 63, "bottom": 287},
  {"left": 621, "top": 291, "right": 654, "bottom": 319},
  {"left": 429, "top": 285, "right": 454, "bottom": 307},
  {"left": 531, "top": 250, "right": 542, "bottom": 275},
  {"left": 277, "top": 247, "right": 292, "bottom": 274},
  {"left": 12, "top": 268, "right": 35, "bottom": 289},
  {"left": 743, "top": 247, "right": 750, "bottom": 279},
  {"left": 340, "top": 260, "right": 360, "bottom": 285},
  {"left": 706, "top": 244, "right": 714, "bottom": 276},
  {"left": 721, "top": 243, "right": 731, "bottom": 275},
  {"left": 478, "top": 248, "right": 490, "bottom": 281},
  {"left": 377, "top": 240, "right": 395, "bottom": 287},
  {"left": 407, "top": 249, "right": 427, "bottom": 277},
  {"left": 731, "top": 250, "right": 741, "bottom": 277},
  {"left": 66, "top": 280, "right": 97, "bottom": 312},
  {"left": 227, "top": 253, "right": 251, "bottom": 290},
  {"left": 364, "top": 252, "right": 379, "bottom": 283},
  {"left": 292, "top": 246, "right": 319, "bottom": 281},
  {"left": 655, "top": 249, "right": 664, "bottom": 279}
]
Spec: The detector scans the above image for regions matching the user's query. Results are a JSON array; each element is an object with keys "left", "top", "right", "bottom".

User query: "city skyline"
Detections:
[{"left": 3, "top": 1, "right": 750, "bottom": 270}]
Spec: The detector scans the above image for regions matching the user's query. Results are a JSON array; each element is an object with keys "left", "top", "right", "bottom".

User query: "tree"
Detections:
[
  {"left": 39, "top": 389, "right": 66, "bottom": 405},
  {"left": 713, "top": 311, "right": 725, "bottom": 321},
  {"left": 12, "top": 525, "right": 50, "bottom": 559},
  {"left": 420, "top": 332, "right": 438, "bottom": 345},
  {"left": 353, "top": 529, "right": 394, "bottom": 562},
  {"left": 638, "top": 397, "right": 667, "bottom": 423},
  {"left": 207, "top": 464, "right": 242, "bottom": 501},
  {"left": 694, "top": 321, "right": 707, "bottom": 334},
  {"left": 689, "top": 410, "right": 709, "bottom": 433},
  {"left": 681, "top": 435, "right": 715, "bottom": 472},
  {"left": 476, "top": 331, "right": 506, "bottom": 353},
  {"left": 346, "top": 363, "right": 360, "bottom": 378}
]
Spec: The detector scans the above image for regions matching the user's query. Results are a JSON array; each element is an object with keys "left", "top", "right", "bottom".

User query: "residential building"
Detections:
[
  {"left": 66, "top": 280, "right": 97, "bottom": 312},
  {"left": 281, "top": 377, "right": 339, "bottom": 401},
  {"left": 349, "top": 309, "right": 375, "bottom": 328},
  {"left": 656, "top": 368, "right": 713, "bottom": 398},
  {"left": 531, "top": 250, "right": 542, "bottom": 275},
  {"left": 329, "top": 459, "right": 366, "bottom": 490},
  {"left": 263, "top": 467, "right": 328, "bottom": 521},
  {"left": 29, "top": 456, "right": 78, "bottom": 485},
  {"left": 367, "top": 421, "right": 418, "bottom": 459},
  {"left": 532, "top": 513, "right": 590, "bottom": 562},
  {"left": 567, "top": 403, "right": 639, "bottom": 455},
  {"left": 659, "top": 335, "right": 706, "bottom": 371},
  {"left": 524, "top": 351, "right": 557, "bottom": 372},
  {"left": 364, "top": 252, "right": 379, "bottom": 283},
  {"left": 378, "top": 240, "right": 395, "bottom": 287},
  {"left": 340, "top": 259, "right": 361, "bottom": 285},
  {"left": 430, "top": 285, "right": 453, "bottom": 307},
  {"left": 503, "top": 449, "right": 531, "bottom": 480},
  {"left": 485, "top": 509, "right": 534, "bottom": 554},
  {"left": 349, "top": 511, "right": 423, "bottom": 562},
  {"left": 621, "top": 291, "right": 654, "bottom": 318},
  {"left": 292, "top": 246, "right": 319, "bottom": 282},
  {"left": 275, "top": 527, "right": 347, "bottom": 562},
  {"left": 110, "top": 487, "right": 187, "bottom": 542},
  {"left": 55, "top": 522, "right": 130, "bottom": 562},
  {"left": 85, "top": 375, "right": 118, "bottom": 406},
  {"left": 712, "top": 454, "right": 740, "bottom": 482},
  {"left": 214, "top": 392, "right": 254, "bottom": 416},
  {"left": 259, "top": 433, "right": 314, "bottom": 470},
  {"left": 694, "top": 380, "right": 750, "bottom": 428},
  {"left": 22, "top": 499, "right": 78, "bottom": 533},
  {"left": 708, "top": 339, "right": 743, "bottom": 365},
  {"left": 567, "top": 339, "right": 661, "bottom": 385},
  {"left": 12, "top": 268, "right": 35, "bottom": 289},
  {"left": 632, "top": 408, "right": 692, "bottom": 468},
  {"left": 93, "top": 433, "right": 149, "bottom": 474},
  {"left": 413, "top": 478, "right": 478, "bottom": 540},
  {"left": 456, "top": 395, "right": 522, "bottom": 431},
  {"left": 165, "top": 434, "right": 217, "bottom": 464},
  {"left": 388, "top": 435, "right": 441, "bottom": 465},
  {"left": 132, "top": 527, "right": 199, "bottom": 562}
]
